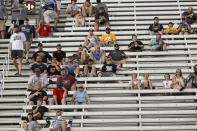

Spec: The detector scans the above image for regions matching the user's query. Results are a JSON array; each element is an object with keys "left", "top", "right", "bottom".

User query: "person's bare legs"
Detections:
[
  {"left": 49, "top": 98, "right": 54, "bottom": 105},
  {"left": 54, "top": 18, "right": 59, "bottom": 29},
  {"left": 162, "top": 44, "right": 167, "bottom": 51},
  {"left": 61, "top": 120, "right": 66, "bottom": 131},
  {"left": 105, "top": 21, "right": 110, "bottom": 27},
  {"left": 149, "top": 30, "right": 153, "bottom": 35},
  {"left": 91, "top": 65, "right": 97, "bottom": 76},
  {"left": 0, "top": 31, "right": 5, "bottom": 39},
  {"left": 89, "top": 5, "right": 94, "bottom": 17},
  {"left": 29, "top": 101, "right": 34, "bottom": 105},
  {"left": 82, "top": 17, "right": 85, "bottom": 27},
  {"left": 74, "top": 67, "right": 80, "bottom": 76},
  {"left": 81, "top": 5, "right": 86, "bottom": 17},
  {"left": 75, "top": 16, "right": 79, "bottom": 27},
  {"left": 186, "top": 83, "right": 192, "bottom": 88},
  {"left": 18, "top": 58, "right": 23, "bottom": 75},
  {"left": 80, "top": 50, "right": 87, "bottom": 64},
  {"left": 61, "top": 92, "right": 66, "bottom": 105},
  {"left": 23, "top": 122, "right": 28, "bottom": 131},
  {"left": 94, "top": 21, "right": 99, "bottom": 31},
  {"left": 184, "top": 32, "right": 189, "bottom": 35},
  {"left": 13, "top": 58, "right": 19, "bottom": 74},
  {"left": 83, "top": 65, "right": 88, "bottom": 76},
  {"left": 101, "top": 51, "right": 106, "bottom": 64},
  {"left": 130, "top": 81, "right": 134, "bottom": 89}
]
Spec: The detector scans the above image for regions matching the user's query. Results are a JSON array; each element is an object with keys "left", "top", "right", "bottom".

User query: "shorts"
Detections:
[
  {"left": 26, "top": 41, "right": 31, "bottom": 50},
  {"left": 56, "top": 1, "right": 61, "bottom": 11},
  {"left": 11, "top": 50, "right": 23, "bottom": 59},
  {"left": 43, "top": 10, "right": 58, "bottom": 23},
  {"left": 0, "top": 20, "right": 5, "bottom": 31},
  {"left": 74, "top": 101, "right": 87, "bottom": 105}
]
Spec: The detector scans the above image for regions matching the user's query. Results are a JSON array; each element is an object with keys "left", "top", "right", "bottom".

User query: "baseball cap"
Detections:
[
  {"left": 106, "top": 27, "right": 111, "bottom": 30},
  {"left": 38, "top": 43, "right": 43, "bottom": 47}
]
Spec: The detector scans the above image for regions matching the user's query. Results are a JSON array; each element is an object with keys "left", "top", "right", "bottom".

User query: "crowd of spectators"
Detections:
[{"left": 1, "top": 0, "right": 197, "bottom": 130}]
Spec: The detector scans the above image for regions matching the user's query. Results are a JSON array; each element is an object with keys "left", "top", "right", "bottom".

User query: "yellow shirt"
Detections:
[
  {"left": 165, "top": 27, "right": 178, "bottom": 34},
  {"left": 100, "top": 33, "right": 117, "bottom": 45}
]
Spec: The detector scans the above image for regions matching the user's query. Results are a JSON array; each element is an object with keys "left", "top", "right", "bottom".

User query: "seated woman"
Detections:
[
  {"left": 178, "top": 17, "right": 191, "bottom": 35},
  {"left": 130, "top": 73, "right": 140, "bottom": 90},
  {"left": 141, "top": 73, "right": 152, "bottom": 89},
  {"left": 172, "top": 69, "right": 185, "bottom": 90},
  {"left": 83, "top": 28, "right": 101, "bottom": 50},
  {"left": 80, "top": 0, "right": 94, "bottom": 17},
  {"left": 83, "top": 59, "right": 97, "bottom": 77},
  {"left": 75, "top": 11, "right": 85, "bottom": 27},
  {"left": 162, "top": 74, "right": 173, "bottom": 89},
  {"left": 70, "top": 85, "right": 90, "bottom": 112},
  {"left": 23, "top": 112, "right": 41, "bottom": 131}
]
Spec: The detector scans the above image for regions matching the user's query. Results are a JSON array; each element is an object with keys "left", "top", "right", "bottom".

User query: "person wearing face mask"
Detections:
[
  {"left": 9, "top": 25, "right": 26, "bottom": 77},
  {"left": 19, "top": 18, "right": 34, "bottom": 64},
  {"left": 0, "top": 1, "right": 8, "bottom": 39},
  {"left": 100, "top": 27, "right": 117, "bottom": 47},
  {"left": 49, "top": 110, "right": 72, "bottom": 131},
  {"left": 148, "top": 17, "right": 164, "bottom": 35},
  {"left": 11, "top": 0, "right": 27, "bottom": 26},
  {"left": 36, "top": 19, "right": 52, "bottom": 37},
  {"left": 186, "top": 64, "right": 197, "bottom": 88}
]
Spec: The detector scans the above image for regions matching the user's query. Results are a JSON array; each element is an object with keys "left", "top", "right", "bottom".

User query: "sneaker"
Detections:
[{"left": 25, "top": 59, "right": 30, "bottom": 64}]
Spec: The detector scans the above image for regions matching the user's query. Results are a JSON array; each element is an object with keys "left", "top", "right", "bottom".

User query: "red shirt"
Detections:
[
  {"left": 53, "top": 88, "right": 65, "bottom": 102},
  {"left": 36, "top": 25, "right": 51, "bottom": 37}
]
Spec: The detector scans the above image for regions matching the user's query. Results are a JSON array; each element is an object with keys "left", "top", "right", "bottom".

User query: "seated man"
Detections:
[
  {"left": 57, "top": 69, "right": 77, "bottom": 91},
  {"left": 72, "top": 46, "right": 89, "bottom": 65},
  {"left": 28, "top": 68, "right": 48, "bottom": 91},
  {"left": 182, "top": 7, "right": 197, "bottom": 25},
  {"left": 36, "top": 19, "right": 52, "bottom": 37},
  {"left": 100, "top": 27, "right": 117, "bottom": 47},
  {"left": 66, "top": 0, "right": 79, "bottom": 18},
  {"left": 186, "top": 64, "right": 197, "bottom": 88},
  {"left": 94, "top": 0, "right": 108, "bottom": 14},
  {"left": 63, "top": 56, "right": 80, "bottom": 77},
  {"left": 30, "top": 56, "right": 48, "bottom": 75},
  {"left": 148, "top": 17, "right": 164, "bottom": 35},
  {"left": 178, "top": 17, "right": 192, "bottom": 35},
  {"left": 128, "top": 34, "right": 144, "bottom": 52},
  {"left": 70, "top": 85, "right": 90, "bottom": 112},
  {"left": 148, "top": 34, "right": 167, "bottom": 51},
  {"left": 32, "top": 43, "right": 52, "bottom": 64},
  {"left": 49, "top": 110, "right": 72, "bottom": 131},
  {"left": 83, "top": 59, "right": 97, "bottom": 77},
  {"left": 28, "top": 83, "right": 48, "bottom": 105},
  {"left": 108, "top": 44, "right": 127, "bottom": 64},
  {"left": 52, "top": 44, "right": 66, "bottom": 65},
  {"left": 32, "top": 97, "right": 49, "bottom": 120},
  {"left": 98, "top": 57, "right": 128, "bottom": 77},
  {"left": 49, "top": 80, "right": 67, "bottom": 105},
  {"left": 90, "top": 45, "right": 106, "bottom": 64},
  {"left": 80, "top": 0, "right": 94, "bottom": 17},
  {"left": 94, "top": 7, "right": 110, "bottom": 31}
]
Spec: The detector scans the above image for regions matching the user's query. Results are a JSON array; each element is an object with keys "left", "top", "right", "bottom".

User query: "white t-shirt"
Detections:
[
  {"left": 10, "top": 32, "right": 26, "bottom": 50},
  {"left": 163, "top": 80, "right": 173, "bottom": 89}
]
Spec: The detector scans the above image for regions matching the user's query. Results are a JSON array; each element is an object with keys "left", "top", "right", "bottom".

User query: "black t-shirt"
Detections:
[
  {"left": 53, "top": 51, "right": 66, "bottom": 62},
  {"left": 30, "top": 63, "right": 47, "bottom": 73},
  {"left": 108, "top": 50, "right": 125, "bottom": 61},
  {"left": 182, "top": 11, "right": 197, "bottom": 24},
  {"left": 149, "top": 23, "right": 163, "bottom": 33},
  {"left": 102, "top": 64, "right": 117, "bottom": 73},
  {"left": 47, "top": 65, "right": 60, "bottom": 76},
  {"left": 32, "top": 51, "right": 52, "bottom": 63},
  {"left": 95, "top": 12, "right": 109, "bottom": 24},
  {"left": 29, "top": 90, "right": 48, "bottom": 102},
  {"left": 32, "top": 106, "right": 48, "bottom": 119},
  {"left": 128, "top": 41, "right": 144, "bottom": 51}
]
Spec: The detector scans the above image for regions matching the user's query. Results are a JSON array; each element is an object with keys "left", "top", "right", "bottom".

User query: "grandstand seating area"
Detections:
[{"left": 0, "top": 0, "right": 197, "bottom": 131}]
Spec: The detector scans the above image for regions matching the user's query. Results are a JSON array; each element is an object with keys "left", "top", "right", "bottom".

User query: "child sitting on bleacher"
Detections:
[
  {"left": 130, "top": 74, "right": 140, "bottom": 90},
  {"left": 165, "top": 22, "right": 178, "bottom": 35},
  {"left": 178, "top": 18, "right": 192, "bottom": 35},
  {"left": 162, "top": 74, "right": 173, "bottom": 89},
  {"left": 141, "top": 73, "right": 153, "bottom": 90}
]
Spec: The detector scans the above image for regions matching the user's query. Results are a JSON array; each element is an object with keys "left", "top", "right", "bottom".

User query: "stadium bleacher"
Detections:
[{"left": 0, "top": 0, "right": 197, "bottom": 131}]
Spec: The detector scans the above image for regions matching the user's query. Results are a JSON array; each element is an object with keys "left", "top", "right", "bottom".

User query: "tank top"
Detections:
[
  {"left": 93, "top": 52, "right": 102, "bottom": 60},
  {"left": 88, "top": 37, "right": 98, "bottom": 47},
  {"left": 74, "top": 90, "right": 87, "bottom": 103}
]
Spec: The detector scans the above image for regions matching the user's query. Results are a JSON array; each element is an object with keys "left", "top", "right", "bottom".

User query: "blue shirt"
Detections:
[
  {"left": 74, "top": 90, "right": 87, "bottom": 104},
  {"left": 93, "top": 52, "right": 102, "bottom": 60},
  {"left": 150, "top": 39, "right": 162, "bottom": 50},
  {"left": 64, "top": 62, "right": 78, "bottom": 73},
  {"left": 43, "top": 0, "right": 56, "bottom": 12}
]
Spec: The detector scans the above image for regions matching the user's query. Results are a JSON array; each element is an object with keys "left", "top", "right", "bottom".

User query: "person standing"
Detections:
[
  {"left": 9, "top": 25, "right": 26, "bottom": 77},
  {"left": 19, "top": 18, "right": 34, "bottom": 64},
  {"left": 0, "top": 2, "right": 8, "bottom": 39}
]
